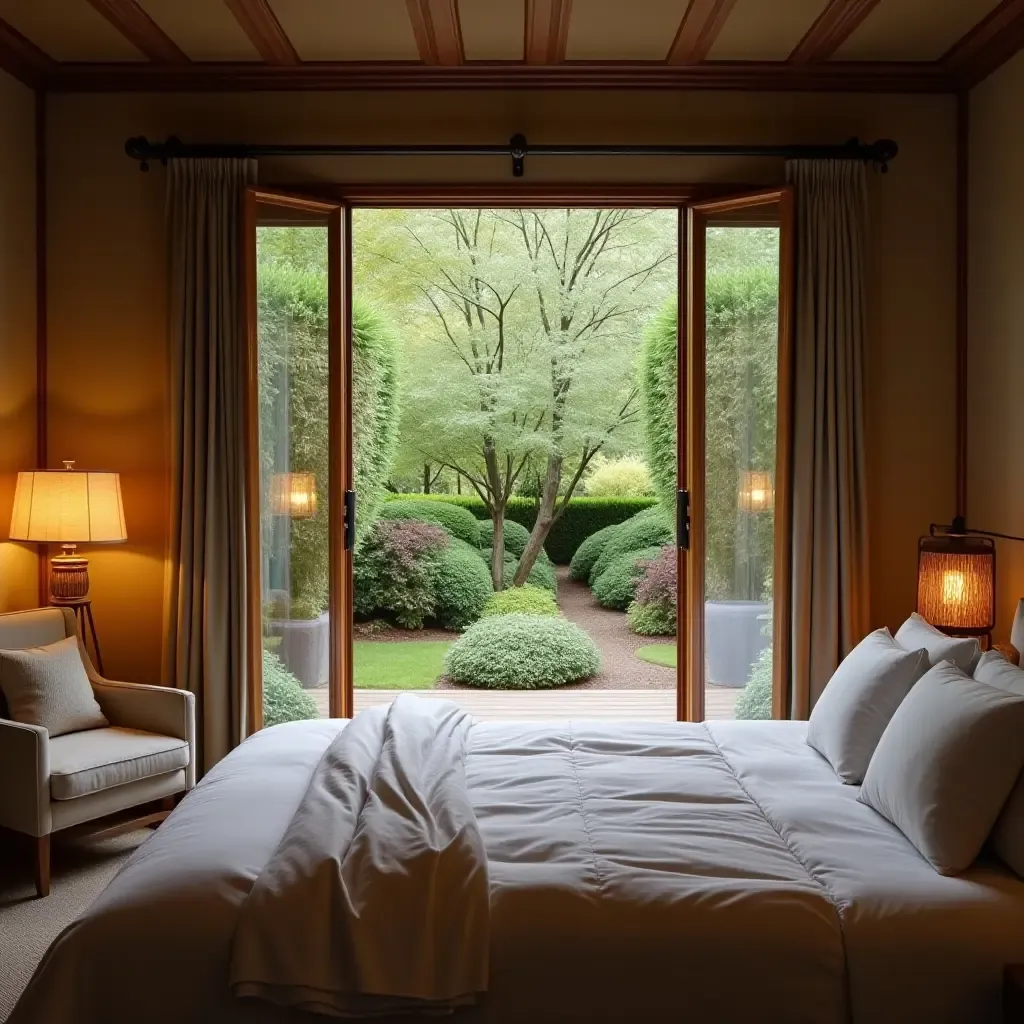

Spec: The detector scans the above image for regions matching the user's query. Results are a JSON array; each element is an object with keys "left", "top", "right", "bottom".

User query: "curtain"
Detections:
[
  {"left": 784, "top": 159, "right": 871, "bottom": 718},
  {"left": 164, "top": 158, "right": 255, "bottom": 774}
]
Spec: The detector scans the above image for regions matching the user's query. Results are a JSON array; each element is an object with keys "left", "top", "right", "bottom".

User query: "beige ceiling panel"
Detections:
[
  {"left": 460, "top": 0, "right": 525, "bottom": 60},
  {"left": 833, "top": 0, "right": 1003, "bottom": 61},
  {"left": 136, "top": 0, "right": 261, "bottom": 61},
  {"left": 270, "top": 0, "right": 419, "bottom": 60},
  {"left": 567, "top": 0, "right": 690, "bottom": 60},
  {"left": 0, "top": 0, "right": 145, "bottom": 61},
  {"left": 708, "top": 0, "right": 830, "bottom": 60}
]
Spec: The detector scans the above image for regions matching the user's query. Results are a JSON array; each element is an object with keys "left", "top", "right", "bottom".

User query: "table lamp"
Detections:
[{"left": 8, "top": 461, "right": 127, "bottom": 603}]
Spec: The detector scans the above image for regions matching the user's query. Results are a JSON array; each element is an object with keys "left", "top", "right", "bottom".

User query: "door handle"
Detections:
[
  {"left": 677, "top": 489, "right": 690, "bottom": 551},
  {"left": 344, "top": 490, "right": 356, "bottom": 551}
]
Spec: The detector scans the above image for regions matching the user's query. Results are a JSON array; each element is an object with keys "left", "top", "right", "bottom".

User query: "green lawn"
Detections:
[
  {"left": 635, "top": 643, "right": 677, "bottom": 669},
  {"left": 354, "top": 640, "right": 452, "bottom": 690}
]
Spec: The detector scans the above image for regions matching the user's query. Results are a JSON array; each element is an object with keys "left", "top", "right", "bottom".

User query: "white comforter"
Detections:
[{"left": 11, "top": 714, "right": 1024, "bottom": 1024}]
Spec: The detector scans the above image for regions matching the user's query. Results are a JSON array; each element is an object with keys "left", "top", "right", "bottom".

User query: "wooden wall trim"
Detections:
[
  {"left": 223, "top": 0, "right": 299, "bottom": 65},
  {"left": 943, "top": 0, "right": 1024, "bottom": 88},
  {"left": 85, "top": 0, "right": 190, "bottom": 65},
  {"left": 667, "top": 0, "right": 740, "bottom": 65},
  {"left": 406, "top": 0, "right": 464, "bottom": 66},
  {"left": 789, "top": 0, "right": 882, "bottom": 64},
  {"left": 524, "top": 0, "right": 572, "bottom": 64},
  {"left": 35, "top": 90, "right": 48, "bottom": 604},
  {"left": 955, "top": 90, "right": 968, "bottom": 521},
  {"left": 0, "top": 18, "right": 55, "bottom": 88}
]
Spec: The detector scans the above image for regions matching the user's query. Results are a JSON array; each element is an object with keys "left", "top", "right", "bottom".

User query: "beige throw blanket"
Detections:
[{"left": 230, "top": 695, "right": 489, "bottom": 1017}]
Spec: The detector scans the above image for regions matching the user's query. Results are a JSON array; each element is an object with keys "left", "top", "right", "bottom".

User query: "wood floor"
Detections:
[{"left": 313, "top": 686, "right": 740, "bottom": 721}]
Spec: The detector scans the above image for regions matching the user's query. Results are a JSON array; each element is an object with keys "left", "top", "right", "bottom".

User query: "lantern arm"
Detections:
[{"left": 930, "top": 518, "right": 1024, "bottom": 543}]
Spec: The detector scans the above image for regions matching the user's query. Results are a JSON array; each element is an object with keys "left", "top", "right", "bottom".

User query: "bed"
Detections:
[{"left": 11, "top": 704, "right": 1024, "bottom": 1024}]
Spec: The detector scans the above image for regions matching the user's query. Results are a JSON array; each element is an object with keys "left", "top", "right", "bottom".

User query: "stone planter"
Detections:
[
  {"left": 704, "top": 601, "right": 771, "bottom": 688},
  {"left": 266, "top": 612, "right": 329, "bottom": 689}
]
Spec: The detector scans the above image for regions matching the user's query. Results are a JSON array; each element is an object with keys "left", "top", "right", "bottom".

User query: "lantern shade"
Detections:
[
  {"left": 9, "top": 470, "right": 126, "bottom": 544},
  {"left": 737, "top": 470, "right": 774, "bottom": 513},
  {"left": 269, "top": 472, "right": 318, "bottom": 519},
  {"left": 916, "top": 534, "right": 995, "bottom": 634}
]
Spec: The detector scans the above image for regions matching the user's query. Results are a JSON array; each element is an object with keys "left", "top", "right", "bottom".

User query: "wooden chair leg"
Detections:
[{"left": 35, "top": 835, "right": 51, "bottom": 898}]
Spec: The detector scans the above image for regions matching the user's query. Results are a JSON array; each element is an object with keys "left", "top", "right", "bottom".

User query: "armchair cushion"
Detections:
[
  {"left": 49, "top": 727, "right": 189, "bottom": 801},
  {"left": 0, "top": 635, "right": 108, "bottom": 737}
]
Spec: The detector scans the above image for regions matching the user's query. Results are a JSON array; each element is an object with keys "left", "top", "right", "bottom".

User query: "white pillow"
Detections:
[
  {"left": 0, "top": 635, "right": 108, "bottom": 737},
  {"left": 859, "top": 661, "right": 1024, "bottom": 875},
  {"left": 894, "top": 612, "right": 980, "bottom": 671},
  {"left": 806, "top": 628, "right": 929, "bottom": 784},
  {"left": 973, "top": 649, "right": 1024, "bottom": 878}
]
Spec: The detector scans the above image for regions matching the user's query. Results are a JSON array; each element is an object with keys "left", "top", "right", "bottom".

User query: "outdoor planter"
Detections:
[
  {"left": 704, "top": 601, "right": 771, "bottom": 688},
  {"left": 265, "top": 612, "right": 329, "bottom": 689}
]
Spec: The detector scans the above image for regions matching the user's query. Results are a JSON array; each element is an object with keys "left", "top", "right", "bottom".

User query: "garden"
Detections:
[{"left": 256, "top": 208, "right": 779, "bottom": 726}]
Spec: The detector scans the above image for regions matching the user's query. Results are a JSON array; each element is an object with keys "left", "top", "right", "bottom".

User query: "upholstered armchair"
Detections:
[{"left": 0, "top": 607, "right": 195, "bottom": 897}]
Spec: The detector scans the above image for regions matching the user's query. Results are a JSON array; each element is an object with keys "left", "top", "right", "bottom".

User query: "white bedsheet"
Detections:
[{"left": 11, "top": 717, "right": 1024, "bottom": 1024}]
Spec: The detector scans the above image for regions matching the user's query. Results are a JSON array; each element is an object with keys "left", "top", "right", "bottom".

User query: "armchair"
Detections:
[{"left": 0, "top": 607, "right": 195, "bottom": 896}]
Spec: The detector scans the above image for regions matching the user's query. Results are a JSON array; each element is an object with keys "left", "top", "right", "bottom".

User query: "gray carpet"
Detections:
[{"left": 0, "top": 829, "right": 150, "bottom": 1022}]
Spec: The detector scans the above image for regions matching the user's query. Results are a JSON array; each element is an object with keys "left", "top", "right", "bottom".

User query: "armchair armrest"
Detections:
[
  {"left": 91, "top": 680, "right": 196, "bottom": 790},
  {"left": 0, "top": 718, "right": 51, "bottom": 837}
]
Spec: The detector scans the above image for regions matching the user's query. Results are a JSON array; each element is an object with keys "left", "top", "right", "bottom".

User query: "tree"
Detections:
[{"left": 354, "top": 208, "right": 675, "bottom": 588}]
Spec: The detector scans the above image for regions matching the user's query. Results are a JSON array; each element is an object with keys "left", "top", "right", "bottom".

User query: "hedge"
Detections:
[
  {"left": 481, "top": 585, "right": 559, "bottom": 618},
  {"left": 433, "top": 537, "right": 494, "bottom": 630},
  {"left": 376, "top": 499, "right": 481, "bottom": 547},
  {"left": 639, "top": 300, "right": 678, "bottom": 524},
  {"left": 591, "top": 545, "right": 664, "bottom": 610},
  {"left": 589, "top": 506, "right": 673, "bottom": 585},
  {"left": 384, "top": 494, "right": 656, "bottom": 564},
  {"left": 568, "top": 522, "right": 622, "bottom": 581}
]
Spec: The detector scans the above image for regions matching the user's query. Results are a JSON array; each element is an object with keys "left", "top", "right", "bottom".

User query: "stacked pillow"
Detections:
[{"left": 807, "top": 613, "right": 1024, "bottom": 878}]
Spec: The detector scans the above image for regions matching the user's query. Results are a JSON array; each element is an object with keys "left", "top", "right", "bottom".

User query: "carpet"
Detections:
[{"left": 0, "top": 828, "right": 150, "bottom": 1022}]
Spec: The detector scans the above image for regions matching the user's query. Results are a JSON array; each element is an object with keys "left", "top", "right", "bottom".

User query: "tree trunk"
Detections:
[
  {"left": 490, "top": 511, "right": 505, "bottom": 590},
  {"left": 513, "top": 454, "right": 563, "bottom": 585},
  {"left": 422, "top": 463, "right": 431, "bottom": 494}
]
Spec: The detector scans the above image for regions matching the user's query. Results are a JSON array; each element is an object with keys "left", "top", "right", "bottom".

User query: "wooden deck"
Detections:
[{"left": 311, "top": 686, "right": 740, "bottom": 721}]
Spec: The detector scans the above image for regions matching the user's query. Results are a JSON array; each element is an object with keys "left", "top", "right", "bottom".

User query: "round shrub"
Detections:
[
  {"left": 584, "top": 455, "right": 654, "bottom": 498},
  {"left": 444, "top": 614, "right": 600, "bottom": 689},
  {"left": 377, "top": 499, "right": 481, "bottom": 547},
  {"left": 627, "top": 545, "right": 677, "bottom": 635},
  {"left": 735, "top": 646, "right": 773, "bottom": 720},
  {"left": 478, "top": 518, "right": 531, "bottom": 557},
  {"left": 482, "top": 585, "right": 559, "bottom": 618},
  {"left": 568, "top": 522, "right": 621, "bottom": 581},
  {"left": 591, "top": 545, "right": 664, "bottom": 610},
  {"left": 354, "top": 519, "right": 448, "bottom": 629},
  {"left": 627, "top": 600, "right": 677, "bottom": 636},
  {"left": 433, "top": 537, "right": 494, "bottom": 630},
  {"left": 262, "top": 649, "right": 319, "bottom": 727},
  {"left": 589, "top": 506, "right": 672, "bottom": 585}
]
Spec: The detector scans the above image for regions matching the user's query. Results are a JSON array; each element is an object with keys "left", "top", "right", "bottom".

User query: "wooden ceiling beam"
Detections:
[
  {"left": 789, "top": 0, "right": 882, "bottom": 65},
  {"left": 85, "top": 0, "right": 189, "bottom": 64},
  {"left": 223, "top": 0, "right": 299, "bottom": 65},
  {"left": 943, "top": 0, "right": 1024, "bottom": 88},
  {"left": 667, "top": 0, "right": 740, "bottom": 65},
  {"left": 406, "top": 0, "right": 464, "bottom": 66},
  {"left": 0, "top": 18, "right": 55, "bottom": 88},
  {"left": 525, "top": 0, "right": 572, "bottom": 64}
]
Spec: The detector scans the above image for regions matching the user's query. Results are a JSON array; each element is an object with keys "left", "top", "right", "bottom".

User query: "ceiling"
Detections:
[{"left": 1, "top": 0, "right": 1022, "bottom": 92}]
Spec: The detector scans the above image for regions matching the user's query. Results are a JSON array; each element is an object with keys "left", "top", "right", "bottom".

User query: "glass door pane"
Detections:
[{"left": 686, "top": 192, "right": 793, "bottom": 722}]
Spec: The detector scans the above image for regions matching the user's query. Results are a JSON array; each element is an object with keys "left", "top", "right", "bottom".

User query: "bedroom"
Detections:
[{"left": 1, "top": 0, "right": 1024, "bottom": 1021}]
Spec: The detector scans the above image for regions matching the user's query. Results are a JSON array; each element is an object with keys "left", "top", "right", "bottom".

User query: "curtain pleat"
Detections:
[
  {"left": 785, "top": 159, "right": 871, "bottom": 717},
  {"left": 164, "top": 159, "right": 255, "bottom": 774}
]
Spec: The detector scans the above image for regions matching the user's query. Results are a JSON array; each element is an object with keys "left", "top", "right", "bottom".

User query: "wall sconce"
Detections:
[
  {"left": 737, "top": 470, "right": 774, "bottom": 513},
  {"left": 269, "top": 472, "right": 317, "bottom": 519}
]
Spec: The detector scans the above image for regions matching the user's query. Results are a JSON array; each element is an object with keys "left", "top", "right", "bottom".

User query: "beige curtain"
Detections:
[
  {"left": 164, "top": 159, "right": 255, "bottom": 774},
  {"left": 785, "top": 159, "right": 871, "bottom": 718}
]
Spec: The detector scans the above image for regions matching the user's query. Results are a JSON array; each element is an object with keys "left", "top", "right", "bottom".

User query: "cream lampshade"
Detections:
[
  {"left": 9, "top": 461, "right": 127, "bottom": 603},
  {"left": 737, "top": 470, "right": 774, "bottom": 513},
  {"left": 269, "top": 472, "right": 318, "bottom": 519}
]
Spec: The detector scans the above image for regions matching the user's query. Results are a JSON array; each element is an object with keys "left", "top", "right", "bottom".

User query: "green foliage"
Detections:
[
  {"left": 627, "top": 600, "right": 677, "bottom": 636},
  {"left": 584, "top": 455, "right": 654, "bottom": 498},
  {"left": 502, "top": 553, "right": 556, "bottom": 593},
  {"left": 568, "top": 522, "right": 622, "bottom": 581},
  {"left": 478, "top": 517, "right": 531, "bottom": 557},
  {"left": 482, "top": 585, "right": 559, "bottom": 618},
  {"left": 589, "top": 506, "right": 672, "bottom": 585},
  {"left": 384, "top": 494, "right": 656, "bottom": 564},
  {"left": 433, "top": 537, "right": 494, "bottom": 630},
  {"left": 262, "top": 649, "right": 319, "bottom": 727},
  {"left": 639, "top": 300, "right": 679, "bottom": 523},
  {"left": 734, "top": 646, "right": 774, "bottom": 720},
  {"left": 591, "top": 545, "right": 664, "bottom": 610},
  {"left": 376, "top": 498, "right": 481, "bottom": 547},
  {"left": 444, "top": 614, "right": 600, "bottom": 689}
]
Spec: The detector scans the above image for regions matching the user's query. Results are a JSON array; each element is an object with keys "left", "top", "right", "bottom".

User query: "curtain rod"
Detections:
[{"left": 125, "top": 134, "right": 898, "bottom": 178}]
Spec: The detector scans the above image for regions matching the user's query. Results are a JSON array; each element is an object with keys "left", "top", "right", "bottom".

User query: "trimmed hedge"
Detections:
[
  {"left": 377, "top": 499, "right": 481, "bottom": 547},
  {"left": 444, "top": 614, "right": 600, "bottom": 689},
  {"left": 639, "top": 299, "right": 677, "bottom": 524},
  {"left": 591, "top": 545, "right": 664, "bottom": 610},
  {"left": 478, "top": 518, "right": 531, "bottom": 557},
  {"left": 384, "top": 493, "right": 656, "bottom": 564},
  {"left": 568, "top": 522, "right": 621, "bottom": 581},
  {"left": 262, "top": 649, "right": 319, "bottom": 727},
  {"left": 482, "top": 585, "right": 559, "bottom": 618},
  {"left": 735, "top": 646, "right": 773, "bottom": 720},
  {"left": 589, "top": 506, "right": 673, "bottom": 585},
  {"left": 433, "top": 537, "right": 494, "bottom": 630}
]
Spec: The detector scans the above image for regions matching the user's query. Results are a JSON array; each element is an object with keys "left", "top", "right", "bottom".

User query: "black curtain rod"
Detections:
[{"left": 125, "top": 134, "right": 898, "bottom": 178}]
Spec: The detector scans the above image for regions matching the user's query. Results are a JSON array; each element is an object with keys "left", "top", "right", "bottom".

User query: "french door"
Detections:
[{"left": 243, "top": 188, "right": 353, "bottom": 732}]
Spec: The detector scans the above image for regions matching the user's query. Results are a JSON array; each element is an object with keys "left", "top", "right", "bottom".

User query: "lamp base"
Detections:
[{"left": 49, "top": 551, "right": 90, "bottom": 604}]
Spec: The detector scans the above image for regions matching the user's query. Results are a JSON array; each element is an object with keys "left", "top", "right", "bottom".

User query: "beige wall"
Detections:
[
  {"left": 0, "top": 71, "right": 37, "bottom": 613},
  {"left": 969, "top": 52, "right": 1024, "bottom": 644},
  {"left": 45, "top": 89, "right": 959, "bottom": 683}
]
